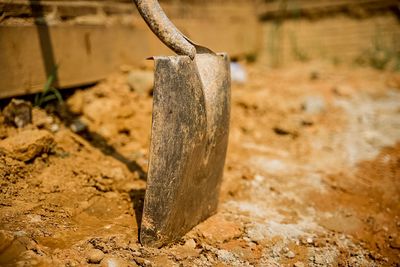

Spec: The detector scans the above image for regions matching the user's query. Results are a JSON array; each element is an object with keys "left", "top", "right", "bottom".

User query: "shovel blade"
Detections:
[{"left": 140, "top": 53, "right": 230, "bottom": 247}]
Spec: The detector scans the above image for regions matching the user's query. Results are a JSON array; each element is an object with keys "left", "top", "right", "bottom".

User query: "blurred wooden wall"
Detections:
[
  {"left": 0, "top": 0, "right": 399, "bottom": 98},
  {"left": 257, "top": 0, "right": 400, "bottom": 68},
  {"left": 0, "top": 0, "right": 259, "bottom": 98}
]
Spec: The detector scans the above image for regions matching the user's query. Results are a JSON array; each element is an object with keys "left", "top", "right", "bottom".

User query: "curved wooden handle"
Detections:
[{"left": 133, "top": 0, "right": 196, "bottom": 59}]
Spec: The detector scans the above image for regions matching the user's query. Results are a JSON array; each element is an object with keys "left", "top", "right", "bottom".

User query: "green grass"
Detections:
[
  {"left": 355, "top": 29, "right": 400, "bottom": 71},
  {"left": 34, "top": 67, "right": 63, "bottom": 107},
  {"left": 289, "top": 31, "right": 310, "bottom": 62}
]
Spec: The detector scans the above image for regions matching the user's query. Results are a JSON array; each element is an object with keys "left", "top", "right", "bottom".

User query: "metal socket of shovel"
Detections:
[{"left": 133, "top": 0, "right": 231, "bottom": 247}]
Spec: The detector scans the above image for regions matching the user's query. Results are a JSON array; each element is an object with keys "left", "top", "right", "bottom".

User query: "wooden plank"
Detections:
[
  {"left": 0, "top": 25, "right": 149, "bottom": 98},
  {"left": 259, "top": 13, "right": 400, "bottom": 66},
  {"left": 0, "top": 0, "right": 258, "bottom": 98},
  {"left": 258, "top": 0, "right": 399, "bottom": 19}
]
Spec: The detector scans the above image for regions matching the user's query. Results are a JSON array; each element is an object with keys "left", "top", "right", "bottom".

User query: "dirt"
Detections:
[{"left": 1, "top": 62, "right": 400, "bottom": 266}]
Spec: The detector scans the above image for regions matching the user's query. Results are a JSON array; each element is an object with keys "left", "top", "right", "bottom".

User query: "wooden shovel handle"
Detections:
[{"left": 133, "top": 0, "right": 196, "bottom": 59}]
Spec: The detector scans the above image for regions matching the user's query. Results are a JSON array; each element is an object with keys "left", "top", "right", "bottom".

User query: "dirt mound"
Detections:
[{"left": 1, "top": 63, "right": 400, "bottom": 266}]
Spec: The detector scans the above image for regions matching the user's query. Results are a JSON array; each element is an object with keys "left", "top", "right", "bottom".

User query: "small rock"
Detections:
[
  {"left": 216, "top": 249, "right": 236, "bottom": 263},
  {"left": 28, "top": 214, "right": 42, "bottom": 223},
  {"left": 301, "top": 120, "right": 314, "bottom": 127},
  {"left": 171, "top": 239, "right": 200, "bottom": 260},
  {"left": 286, "top": 251, "right": 295, "bottom": 259},
  {"left": 128, "top": 242, "right": 139, "bottom": 252},
  {"left": 87, "top": 249, "right": 104, "bottom": 264},
  {"left": 131, "top": 251, "right": 141, "bottom": 257},
  {"left": 273, "top": 126, "right": 298, "bottom": 138},
  {"left": 133, "top": 257, "right": 151, "bottom": 267},
  {"left": 313, "top": 238, "right": 326, "bottom": 247},
  {"left": 332, "top": 85, "right": 353, "bottom": 97},
  {"left": 64, "top": 259, "right": 79, "bottom": 267},
  {"left": 149, "top": 255, "right": 176, "bottom": 267},
  {"left": 184, "top": 239, "right": 196, "bottom": 249},
  {"left": 390, "top": 236, "right": 400, "bottom": 249},
  {"left": 101, "top": 167, "right": 125, "bottom": 181},
  {"left": 100, "top": 256, "right": 134, "bottom": 267},
  {"left": 70, "top": 119, "right": 87, "bottom": 133},
  {"left": 230, "top": 62, "right": 247, "bottom": 84},
  {"left": 14, "top": 230, "right": 27, "bottom": 237},
  {"left": 294, "top": 262, "right": 305, "bottom": 267},
  {"left": 104, "top": 192, "right": 119, "bottom": 199},
  {"left": 246, "top": 222, "right": 269, "bottom": 244},
  {"left": 66, "top": 90, "right": 85, "bottom": 114},
  {"left": 2, "top": 99, "right": 32, "bottom": 128},
  {"left": 306, "top": 237, "right": 313, "bottom": 244},
  {"left": 46, "top": 116, "right": 54, "bottom": 124},
  {"left": 196, "top": 214, "right": 242, "bottom": 244},
  {"left": 127, "top": 70, "right": 154, "bottom": 94},
  {"left": 0, "top": 129, "right": 54, "bottom": 161},
  {"left": 50, "top": 123, "right": 59, "bottom": 132},
  {"left": 219, "top": 239, "right": 261, "bottom": 263},
  {"left": 301, "top": 95, "right": 325, "bottom": 114}
]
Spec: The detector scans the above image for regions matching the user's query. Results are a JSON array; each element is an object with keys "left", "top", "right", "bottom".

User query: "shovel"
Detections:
[{"left": 133, "top": 0, "right": 231, "bottom": 247}]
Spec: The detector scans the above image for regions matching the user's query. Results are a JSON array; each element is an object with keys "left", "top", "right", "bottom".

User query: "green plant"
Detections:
[
  {"left": 245, "top": 52, "right": 258, "bottom": 63},
  {"left": 34, "top": 69, "right": 63, "bottom": 107},
  {"left": 355, "top": 29, "right": 399, "bottom": 71},
  {"left": 367, "top": 46, "right": 392, "bottom": 70},
  {"left": 289, "top": 31, "right": 309, "bottom": 62}
]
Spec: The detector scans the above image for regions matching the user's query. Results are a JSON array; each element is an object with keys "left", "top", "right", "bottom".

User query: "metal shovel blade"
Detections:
[{"left": 140, "top": 53, "right": 230, "bottom": 247}]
